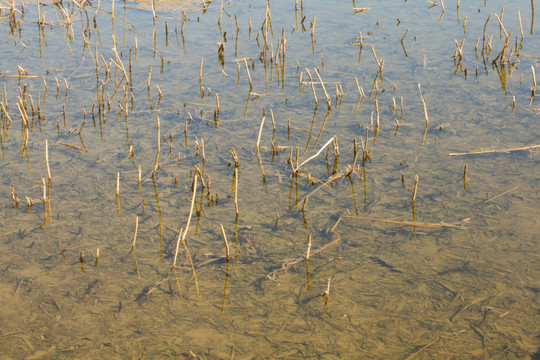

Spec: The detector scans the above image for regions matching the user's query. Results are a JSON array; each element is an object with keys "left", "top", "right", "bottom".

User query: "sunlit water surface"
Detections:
[{"left": 1, "top": 0, "right": 539, "bottom": 358}]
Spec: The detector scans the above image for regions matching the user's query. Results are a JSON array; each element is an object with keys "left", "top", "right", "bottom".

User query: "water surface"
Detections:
[{"left": 1, "top": 0, "right": 539, "bottom": 358}]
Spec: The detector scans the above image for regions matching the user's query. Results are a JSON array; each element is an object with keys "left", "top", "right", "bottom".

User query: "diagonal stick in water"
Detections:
[
  {"left": 295, "top": 136, "right": 335, "bottom": 172},
  {"left": 173, "top": 174, "right": 199, "bottom": 294}
]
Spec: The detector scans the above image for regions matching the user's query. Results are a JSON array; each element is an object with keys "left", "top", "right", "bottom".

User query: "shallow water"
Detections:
[{"left": 1, "top": 0, "right": 539, "bottom": 358}]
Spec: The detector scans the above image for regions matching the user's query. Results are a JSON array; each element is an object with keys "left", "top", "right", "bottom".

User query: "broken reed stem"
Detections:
[
  {"left": 370, "top": 44, "right": 381, "bottom": 68},
  {"left": 412, "top": 175, "right": 419, "bottom": 202},
  {"left": 243, "top": 58, "right": 253, "bottom": 89},
  {"left": 374, "top": 98, "right": 380, "bottom": 128},
  {"left": 199, "top": 57, "right": 204, "bottom": 94},
  {"left": 417, "top": 83, "right": 429, "bottom": 126},
  {"left": 267, "top": 236, "right": 341, "bottom": 280},
  {"left": 342, "top": 215, "right": 466, "bottom": 229},
  {"left": 153, "top": 115, "right": 160, "bottom": 174},
  {"left": 518, "top": 9, "right": 524, "bottom": 39},
  {"left": 305, "top": 233, "right": 312, "bottom": 260},
  {"left": 485, "top": 185, "right": 520, "bottom": 203},
  {"left": 310, "top": 16, "right": 316, "bottom": 53},
  {"left": 174, "top": 174, "right": 199, "bottom": 294},
  {"left": 532, "top": 65, "right": 537, "bottom": 95},
  {"left": 323, "top": 277, "right": 331, "bottom": 304},
  {"left": 172, "top": 226, "right": 184, "bottom": 268},
  {"left": 41, "top": 177, "right": 47, "bottom": 224},
  {"left": 314, "top": 68, "right": 331, "bottom": 108},
  {"left": 116, "top": 171, "right": 121, "bottom": 213},
  {"left": 132, "top": 216, "right": 139, "bottom": 250},
  {"left": 45, "top": 139, "right": 51, "bottom": 181},
  {"left": 449, "top": 144, "right": 540, "bottom": 156},
  {"left": 234, "top": 166, "right": 239, "bottom": 216},
  {"left": 295, "top": 136, "right": 335, "bottom": 172},
  {"left": 131, "top": 217, "right": 141, "bottom": 277},
  {"left": 493, "top": 12, "right": 508, "bottom": 38},
  {"left": 304, "top": 68, "right": 318, "bottom": 107},
  {"left": 219, "top": 224, "right": 230, "bottom": 260},
  {"left": 256, "top": 108, "right": 266, "bottom": 150}
]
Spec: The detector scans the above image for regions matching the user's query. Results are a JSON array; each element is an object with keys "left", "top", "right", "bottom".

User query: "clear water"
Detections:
[{"left": 1, "top": 0, "right": 539, "bottom": 358}]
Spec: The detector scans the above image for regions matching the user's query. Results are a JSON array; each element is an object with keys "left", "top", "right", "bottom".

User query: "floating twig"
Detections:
[
  {"left": 342, "top": 215, "right": 468, "bottom": 229},
  {"left": 448, "top": 144, "right": 540, "bottom": 156},
  {"left": 485, "top": 185, "right": 520, "bottom": 203},
  {"left": 266, "top": 235, "right": 341, "bottom": 280}
]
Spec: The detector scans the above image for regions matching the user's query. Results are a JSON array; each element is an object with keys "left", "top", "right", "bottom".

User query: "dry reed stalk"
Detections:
[
  {"left": 354, "top": 7, "right": 370, "bottom": 14},
  {"left": 0, "top": 74, "right": 41, "bottom": 79},
  {"left": 55, "top": 76, "right": 60, "bottom": 100},
  {"left": 305, "top": 233, "right": 312, "bottom": 260},
  {"left": 323, "top": 277, "right": 331, "bottom": 305},
  {"left": 314, "top": 68, "right": 331, "bottom": 108},
  {"left": 374, "top": 98, "right": 380, "bottom": 128},
  {"left": 531, "top": 65, "right": 537, "bottom": 100},
  {"left": 270, "top": 108, "right": 276, "bottom": 135},
  {"left": 45, "top": 139, "right": 51, "bottom": 181},
  {"left": 234, "top": 167, "right": 239, "bottom": 216},
  {"left": 485, "top": 185, "right": 520, "bottom": 203},
  {"left": 304, "top": 68, "right": 318, "bottom": 107},
  {"left": 482, "top": 13, "right": 491, "bottom": 55},
  {"left": 342, "top": 215, "right": 467, "bottom": 229},
  {"left": 144, "top": 63, "right": 152, "bottom": 101},
  {"left": 243, "top": 58, "right": 253, "bottom": 89},
  {"left": 63, "top": 78, "right": 69, "bottom": 99},
  {"left": 310, "top": 16, "right": 316, "bottom": 53},
  {"left": 355, "top": 77, "right": 364, "bottom": 98},
  {"left": 41, "top": 177, "right": 47, "bottom": 224},
  {"left": 57, "top": 141, "right": 88, "bottom": 152},
  {"left": 132, "top": 216, "right": 139, "bottom": 250},
  {"left": 449, "top": 144, "right": 540, "bottom": 156},
  {"left": 411, "top": 175, "right": 419, "bottom": 202},
  {"left": 215, "top": 93, "right": 220, "bottom": 115},
  {"left": 220, "top": 224, "right": 230, "bottom": 259},
  {"left": 417, "top": 83, "right": 429, "bottom": 126},
  {"left": 153, "top": 116, "right": 160, "bottom": 174},
  {"left": 156, "top": 84, "right": 162, "bottom": 108},
  {"left": 518, "top": 9, "right": 524, "bottom": 38},
  {"left": 370, "top": 44, "right": 381, "bottom": 68},
  {"left": 266, "top": 236, "right": 341, "bottom": 280},
  {"left": 295, "top": 136, "right": 335, "bottom": 172},
  {"left": 231, "top": 147, "right": 240, "bottom": 167},
  {"left": 116, "top": 171, "right": 121, "bottom": 213},
  {"left": 79, "top": 109, "right": 86, "bottom": 136},
  {"left": 256, "top": 108, "right": 266, "bottom": 150},
  {"left": 111, "top": 0, "right": 117, "bottom": 47},
  {"left": 172, "top": 227, "right": 183, "bottom": 268},
  {"left": 175, "top": 173, "right": 199, "bottom": 294}
]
